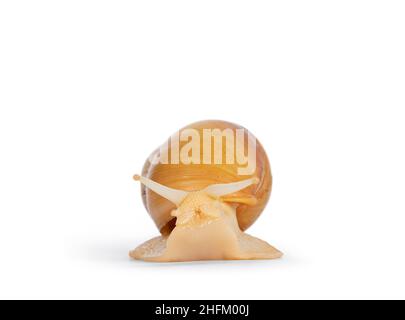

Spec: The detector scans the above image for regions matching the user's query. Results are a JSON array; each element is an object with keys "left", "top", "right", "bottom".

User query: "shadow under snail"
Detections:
[{"left": 130, "top": 120, "right": 282, "bottom": 262}]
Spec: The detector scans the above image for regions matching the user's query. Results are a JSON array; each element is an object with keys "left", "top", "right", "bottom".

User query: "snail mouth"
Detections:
[{"left": 129, "top": 197, "right": 282, "bottom": 262}]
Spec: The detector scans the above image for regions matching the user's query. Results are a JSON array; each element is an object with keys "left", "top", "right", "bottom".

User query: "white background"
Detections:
[{"left": 0, "top": 1, "right": 404, "bottom": 300}]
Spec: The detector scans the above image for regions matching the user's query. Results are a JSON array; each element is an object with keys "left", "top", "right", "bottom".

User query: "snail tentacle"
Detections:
[
  {"left": 203, "top": 177, "right": 260, "bottom": 198},
  {"left": 133, "top": 175, "right": 189, "bottom": 207}
]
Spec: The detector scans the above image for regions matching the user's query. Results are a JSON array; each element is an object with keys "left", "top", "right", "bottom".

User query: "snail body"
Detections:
[{"left": 130, "top": 120, "right": 282, "bottom": 262}]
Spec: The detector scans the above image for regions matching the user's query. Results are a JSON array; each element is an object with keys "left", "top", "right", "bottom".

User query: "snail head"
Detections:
[{"left": 133, "top": 175, "right": 259, "bottom": 226}]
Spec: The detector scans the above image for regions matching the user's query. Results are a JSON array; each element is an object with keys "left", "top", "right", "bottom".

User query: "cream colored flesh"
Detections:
[{"left": 130, "top": 192, "right": 282, "bottom": 262}]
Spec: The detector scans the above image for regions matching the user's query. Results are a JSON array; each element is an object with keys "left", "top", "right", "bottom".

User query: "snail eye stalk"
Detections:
[
  {"left": 133, "top": 175, "right": 189, "bottom": 207},
  {"left": 203, "top": 177, "right": 260, "bottom": 198}
]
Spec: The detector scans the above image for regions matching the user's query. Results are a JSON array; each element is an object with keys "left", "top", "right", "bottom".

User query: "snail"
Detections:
[{"left": 130, "top": 120, "right": 282, "bottom": 262}]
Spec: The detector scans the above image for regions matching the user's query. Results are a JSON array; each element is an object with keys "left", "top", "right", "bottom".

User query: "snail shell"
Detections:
[{"left": 140, "top": 120, "right": 272, "bottom": 235}]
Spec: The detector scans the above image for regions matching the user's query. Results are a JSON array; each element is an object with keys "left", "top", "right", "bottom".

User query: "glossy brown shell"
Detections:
[{"left": 141, "top": 120, "right": 272, "bottom": 235}]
